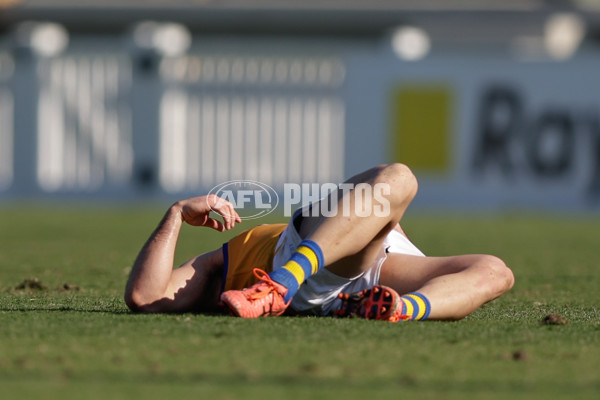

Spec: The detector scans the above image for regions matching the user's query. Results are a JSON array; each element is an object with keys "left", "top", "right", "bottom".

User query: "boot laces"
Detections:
[{"left": 246, "top": 268, "right": 281, "bottom": 301}]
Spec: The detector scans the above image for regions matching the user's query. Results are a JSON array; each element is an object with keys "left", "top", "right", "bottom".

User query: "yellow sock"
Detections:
[{"left": 400, "top": 292, "right": 431, "bottom": 320}]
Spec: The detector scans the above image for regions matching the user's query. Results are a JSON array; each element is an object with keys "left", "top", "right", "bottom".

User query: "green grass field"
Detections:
[{"left": 1, "top": 205, "right": 599, "bottom": 399}]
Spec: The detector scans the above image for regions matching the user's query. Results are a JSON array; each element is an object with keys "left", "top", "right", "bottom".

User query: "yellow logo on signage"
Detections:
[{"left": 391, "top": 85, "right": 452, "bottom": 173}]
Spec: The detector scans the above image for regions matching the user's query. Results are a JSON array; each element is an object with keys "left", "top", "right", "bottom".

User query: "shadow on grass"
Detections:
[{"left": 1, "top": 369, "right": 598, "bottom": 397}]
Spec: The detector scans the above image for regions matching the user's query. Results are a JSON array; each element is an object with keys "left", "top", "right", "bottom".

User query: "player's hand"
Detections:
[{"left": 176, "top": 194, "right": 242, "bottom": 232}]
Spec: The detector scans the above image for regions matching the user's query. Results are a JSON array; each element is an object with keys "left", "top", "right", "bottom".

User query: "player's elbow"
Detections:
[
  {"left": 124, "top": 288, "right": 142, "bottom": 312},
  {"left": 124, "top": 286, "right": 155, "bottom": 313}
]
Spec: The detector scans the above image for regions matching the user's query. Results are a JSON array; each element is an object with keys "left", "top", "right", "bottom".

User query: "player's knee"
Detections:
[
  {"left": 374, "top": 163, "right": 418, "bottom": 205},
  {"left": 478, "top": 255, "right": 514, "bottom": 298}
]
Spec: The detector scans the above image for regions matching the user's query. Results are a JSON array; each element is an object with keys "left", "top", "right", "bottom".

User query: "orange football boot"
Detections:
[{"left": 220, "top": 268, "right": 290, "bottom": 318}]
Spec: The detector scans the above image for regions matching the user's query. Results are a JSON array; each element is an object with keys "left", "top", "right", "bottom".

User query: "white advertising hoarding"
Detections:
[{"left": 347, "top": 50, "right": 600, "bottom": 212}]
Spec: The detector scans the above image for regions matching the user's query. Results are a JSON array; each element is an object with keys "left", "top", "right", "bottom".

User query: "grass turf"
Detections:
[{"left": 0, "top": 205, "right": 599, "bottom": 399}]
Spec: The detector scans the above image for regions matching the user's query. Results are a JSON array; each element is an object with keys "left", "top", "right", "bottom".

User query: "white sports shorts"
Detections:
[{"left": 272, "top": 208, "right": 425, "bottom": 316}]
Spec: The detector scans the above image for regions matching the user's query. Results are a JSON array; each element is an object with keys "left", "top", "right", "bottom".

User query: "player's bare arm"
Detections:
[{"left": 124, "top": 195, "right": 241, "bottom": 313}]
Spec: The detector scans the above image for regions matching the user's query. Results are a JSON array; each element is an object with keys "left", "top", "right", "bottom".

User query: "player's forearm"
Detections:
[{"left": 125, "top": 204, "right": 184, "bottom": 309}]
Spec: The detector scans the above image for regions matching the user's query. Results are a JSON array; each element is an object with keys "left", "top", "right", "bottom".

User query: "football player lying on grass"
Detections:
[{"left": 125, "top": 163, "right": 514, "bottom": 321}]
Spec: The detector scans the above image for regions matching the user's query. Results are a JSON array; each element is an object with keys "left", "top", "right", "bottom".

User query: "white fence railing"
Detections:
[
  {"left": 158, "top": 55, "right": 345, "bottom": 192},
  {"left": 0, "top": 32, "right": 347, "bottom": 198},
  {"left": 36, "top": 53, "right": 133, "bottom": 192}
]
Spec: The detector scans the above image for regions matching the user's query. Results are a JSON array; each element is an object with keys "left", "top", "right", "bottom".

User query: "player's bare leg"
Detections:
[
  {"left": 308, "top": 164, "right": 513, "bottom": 322},
  {"left": 379, "top": 253, "right": 514, "bottom": 320},
  {"left": 221, "top": 163, "right": 418, "bottom": 317},
  {"left": 332, "top": 252, "right": 514, "bottom": 322},
  {"left": 298, "top": 163, "right": 417, "bottom": 279}
]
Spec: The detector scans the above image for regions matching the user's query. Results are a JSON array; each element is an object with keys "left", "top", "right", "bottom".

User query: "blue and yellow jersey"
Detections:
[{"left": 221, "top": 224, "right": 287, "bottom": 292}]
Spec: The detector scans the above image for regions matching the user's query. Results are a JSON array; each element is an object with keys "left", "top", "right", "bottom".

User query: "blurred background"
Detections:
[{"left": 1, "top": 0, "right": 600, "bottom": 212}]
